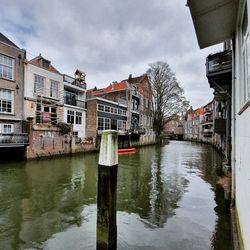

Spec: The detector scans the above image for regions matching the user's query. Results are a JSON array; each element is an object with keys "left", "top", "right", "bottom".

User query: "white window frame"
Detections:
[
  {"left": 0, "top": 54, "right": 14, "bottom": 80},
  {"left": 117, "top": 120, "right": 126, "bottom": 131},
  {"left": 50, "top": 80, "right": 59, "bottom": 98},
  {"left": 0, "top": 88, "right": 14, "bottom": 114},
  {"left": 98, "top": 104, "right": 104, "bottom": 111},
  {"left": 242, "top": 3, "right": 250, "bottom": 102},
  {"left": 67, "top": 110, "right": 75, "bottom": 124},
  {"left": 0, "top": 123, "right": 13, "bottom": 134},
  {"left": 34, "top": 74, "right": 45, "bottom": 95},
  {"left": 76, "top": 111, "right": 82, "bottom": 125}
]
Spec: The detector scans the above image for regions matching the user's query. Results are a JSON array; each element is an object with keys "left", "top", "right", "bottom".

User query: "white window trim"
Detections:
[
  {"left": 241, "top": 3, "right": 250, "bottom": 103},
  {"left": 0, "top": 123, "right": 13, "bottom": 134},
  {"left": 34, "top": 74, "right": 45, "bottom": 96},
  {"left": 97, "top": 103, "right": 127, "bottom": 116},
  {"left": 0, "top": 53, "right": 15, "bottom": 81},
  {"left": 0, "top": 88, "right": 14, "bottom": 114},
  {"left": 50, "top": 79, "right": 59, "bottom": 99}
]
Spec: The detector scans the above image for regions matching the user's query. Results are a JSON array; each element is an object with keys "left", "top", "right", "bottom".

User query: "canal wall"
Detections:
[
  {"left": 25, "top": 125, "right": 97, "bottom": 159},
  {"left": 25, "top": 125, "right": 156, "bottom": 159}
]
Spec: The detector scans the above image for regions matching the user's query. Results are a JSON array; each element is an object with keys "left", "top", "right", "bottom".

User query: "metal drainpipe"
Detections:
[{"left": 231, "top": 39, "right": 236, "bottom": 204}]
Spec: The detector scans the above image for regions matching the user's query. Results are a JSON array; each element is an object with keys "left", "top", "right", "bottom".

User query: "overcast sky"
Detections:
[{"left": 1, "top": 0, "right": 222, "bottom": 108}]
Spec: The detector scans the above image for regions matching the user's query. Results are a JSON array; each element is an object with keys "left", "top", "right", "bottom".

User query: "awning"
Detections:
[{"left": 187, "top": 0, "right": 239, "bottom": 49}]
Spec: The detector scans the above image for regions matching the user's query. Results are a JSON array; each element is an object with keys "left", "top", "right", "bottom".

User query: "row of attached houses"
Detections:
[
  {"left": 0, "top": 33, "right": 87, "bottom": 143},
  {"left": 184, "top": 102, "right": 215, "bottom": 142},
  {"left": 86, "top": 74, "right": 154, "bottom": 138},
  {"left": 187, "top": 0, "right": 250, "bottom": 248},
  {"left": 0, "top": 33, "right": 154, "bottom": 157},
  {"left": 164, "top": 99, "right": 229, "bottom": 163}
]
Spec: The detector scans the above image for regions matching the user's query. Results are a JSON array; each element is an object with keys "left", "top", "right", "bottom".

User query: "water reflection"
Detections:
[{"left": 0, "top": 142, "right": 231, "bottom": 249}]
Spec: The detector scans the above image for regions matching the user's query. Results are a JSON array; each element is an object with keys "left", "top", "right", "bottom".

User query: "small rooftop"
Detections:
[{"left": 29, "top": 54, "right": 61, "bottom": 74}]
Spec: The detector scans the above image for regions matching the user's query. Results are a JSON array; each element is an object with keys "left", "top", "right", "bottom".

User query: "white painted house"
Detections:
[
  {"left": 63, "top": 70, "right": 87, "bottom": 139},
  {"left": 24, "top": 54, "right": 64, "bottom": 124},
  {"left": 187, "top": 0, "right": 250, "bottom": 249}
]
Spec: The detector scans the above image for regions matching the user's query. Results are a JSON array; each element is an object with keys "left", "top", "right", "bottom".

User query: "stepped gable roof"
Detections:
[
  {"left": 123, "top": 74, "right": 148, "bottom": 84},
  {"left": 0, "top": 33, "right": 19, "bottom": 48},
  {"left": 29, "top": 54, "right": 61, "bottom": 74},
  {"left": 92, "top": 81, "right": 128, "bottom": 95}
]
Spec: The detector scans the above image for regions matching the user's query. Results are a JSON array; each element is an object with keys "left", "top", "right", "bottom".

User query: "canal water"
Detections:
[{"left": 0, "top": 141, "right": 232, "bottom": 250}]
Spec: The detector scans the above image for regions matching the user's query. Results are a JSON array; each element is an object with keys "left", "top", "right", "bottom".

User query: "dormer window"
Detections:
[{"left": 40, "top": 58, "right": 51, "bottom": 69}]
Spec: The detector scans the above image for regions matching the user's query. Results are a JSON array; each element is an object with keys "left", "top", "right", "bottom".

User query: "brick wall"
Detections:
[
  {"left": 86, "top": 99, "right": 97, "bottom": 137},
  {"left": 26, "top": 125, "right": 71, "bottom": 158}
]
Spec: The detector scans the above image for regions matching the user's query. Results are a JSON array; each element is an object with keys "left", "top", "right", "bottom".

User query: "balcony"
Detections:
[
  {"left": 0, "top": 133, "right": 29, "bottom": 147},
  {"left": 204, "top": 109, "right": 212, "bottom": 116},
  {"left": 206, "top": 50, "right": 232, "bottom": 88},
  {"left": 202, "top": 129, "right": 213, "bottom": 137},
  {"left": 63, "top": 74, "right": 87, "bottom": 90},
  {"left": 201, "top": 119, "right": 213, "bottom": 126},
  {"left": 64, "top": 97, "right": 86, "bottom": 108},
  {"left": 214, "top": 118, "right": 226, "bottom": 135}
]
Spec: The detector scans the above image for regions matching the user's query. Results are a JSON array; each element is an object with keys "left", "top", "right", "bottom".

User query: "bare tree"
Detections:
[{"left": 147, "top": 61, "right": 189, "bottom": 138}]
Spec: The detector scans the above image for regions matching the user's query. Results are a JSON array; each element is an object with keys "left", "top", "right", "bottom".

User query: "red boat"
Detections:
[{"left": 118, "top": 148, "right": 136, "bottom": 153}]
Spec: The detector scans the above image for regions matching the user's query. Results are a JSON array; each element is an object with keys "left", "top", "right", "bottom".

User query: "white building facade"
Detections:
[
  {"left": 188, "top": 0, "right": 250, "bottom": 249},
  {"left": 24, "top": 55, "right": 64, "bottom": 124},
  {"left": 63, "top": 72, "right": 87, "bottom": 139}
]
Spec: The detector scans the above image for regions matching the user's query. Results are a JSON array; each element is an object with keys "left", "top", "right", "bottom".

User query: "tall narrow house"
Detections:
[
  {"left": 0, "top": 33, "right": 26, "bottom": 135},
  {"left": 24, "top": 54, "right": 63, "bottom": 125},
  {"left": 63, "top": 70, "right": 87, "bottom": 140}
]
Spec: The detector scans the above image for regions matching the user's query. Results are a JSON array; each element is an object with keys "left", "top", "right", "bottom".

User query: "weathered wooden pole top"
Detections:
[{"left": 98, "top": 130, "right": 118, "bottom": 167}]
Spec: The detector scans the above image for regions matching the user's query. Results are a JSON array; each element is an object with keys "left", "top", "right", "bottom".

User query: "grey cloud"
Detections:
[{"left": 0, "top": 0, "right": 221, "bottom": 108}]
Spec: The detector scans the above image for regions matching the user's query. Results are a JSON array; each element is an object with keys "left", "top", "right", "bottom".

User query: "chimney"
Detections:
[{"left": 128, "top": 74, "right": 132, "bottom": 84}]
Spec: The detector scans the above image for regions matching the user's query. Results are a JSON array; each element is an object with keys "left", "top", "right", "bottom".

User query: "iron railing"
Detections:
[
  {"left": 0, "top": 133, "right": 29, "bottom": 145},
  {"left": 63, "top": 74, "right": 87, "bottom": 89},
  {"left": 206, "top": 50, "right": 232, "bottom": 76},
  {"left": 64, "top": 96, "right": 86, "bottom": 108}
]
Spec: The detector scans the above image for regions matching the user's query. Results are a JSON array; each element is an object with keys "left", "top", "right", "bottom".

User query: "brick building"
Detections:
[
  {"left": 86, "top": 97, "right": 127, "bottom": 138},
  {"left": 201, "top": 101, "right": 214, "bottom": 143},
  {"left": 88, "top": 74, "right": 153, "bottom": 135}
]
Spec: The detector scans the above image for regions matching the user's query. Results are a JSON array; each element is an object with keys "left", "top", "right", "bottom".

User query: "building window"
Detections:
[
  {"left": 0, "top": 89, "right": 13, "bottom": 113},
  {"left": 67, "top": 110, "right": 74, "bottom": 124},
  {"left": 0, "top": 54, "right": 14, "bottom": 80},
  {"left": 111, "top": 119, "right": 117, "bottom": 130},
  {"left": 105, "top": 106, "right": 110, "bottom": 112},
  {"left": 34, "top": 74, "right": 45, "bottom": 95},
  {"left": 111, "top": 107, "right": 118, "bottom": 114},
  {"left": 76, "top": 112, "right": 82, "bottom": 124},
  {"left": 98, "top": 104, "right": 104, "bottom": 111},
  {"left": 73, "top": 131, "right": 78, "bottom": 138},
  {"left": 64, "top": 90, "right": 77, "bottom": 106},
  {"left": 50, "top": 80, "right": 59, "bottom": 98},
  {"left": 97, "top": 117, "right": 110, "bottom": 130},
  {"left": 105, "top": 118, "right": 111, "bottom": 130},
  {"left": 242, "top": 4, "right": 250, "bottom": 101},
  {"left": 1, "top": 124, "right": 13, "bottom": 134},
  {"left": 131, "top": 99, "right": 139, "bottom": 112},
  {"left": 117, "top": 120, "right": 126, "bottom": 131},
  {"left": 98, "top": 117, "right": 104, "bottom": 130}
]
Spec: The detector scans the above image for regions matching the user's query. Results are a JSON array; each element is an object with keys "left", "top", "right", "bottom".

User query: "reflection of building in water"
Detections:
[
  {"left": 117, "top": 146, "right": 189, "bottom": 228},
  {"left": 0, "top": 156, "right": 98, "bottom": 249}
]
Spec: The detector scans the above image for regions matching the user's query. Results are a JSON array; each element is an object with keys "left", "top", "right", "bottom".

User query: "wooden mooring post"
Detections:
[{"left": 96, "top": 130, "right": 118, "bottom": 250}]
